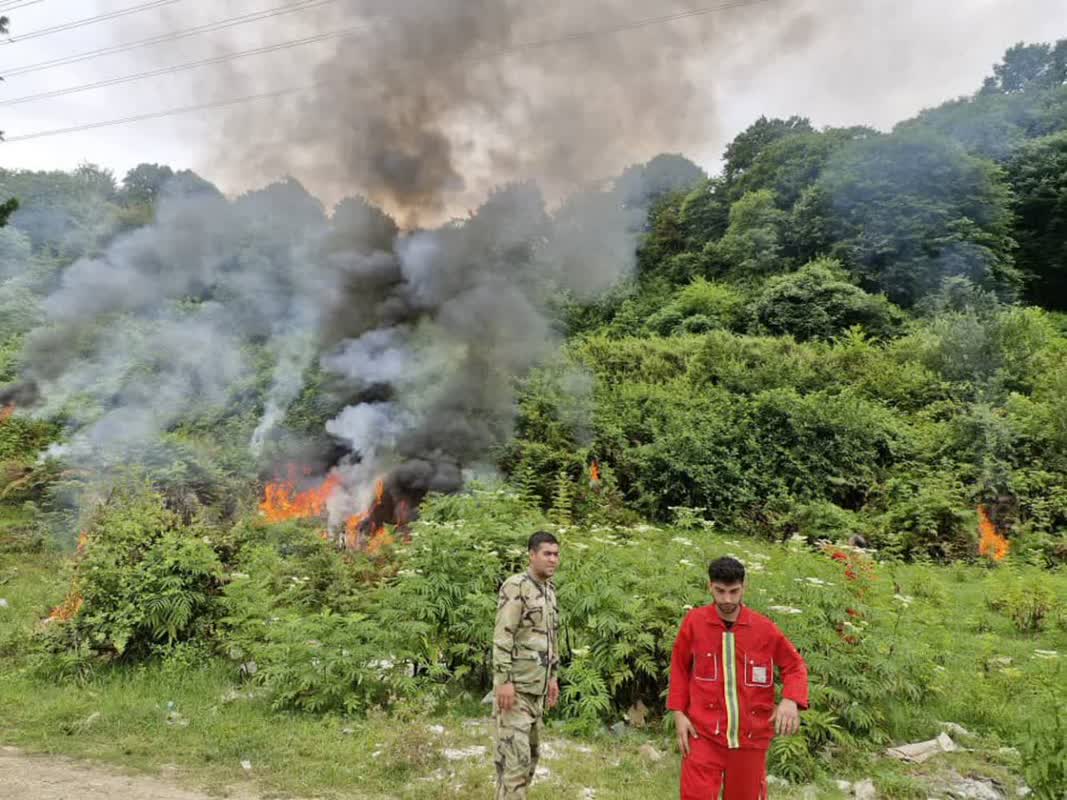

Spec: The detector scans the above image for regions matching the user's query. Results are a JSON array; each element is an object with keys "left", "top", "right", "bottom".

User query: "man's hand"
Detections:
[
  {"left": 771, "top": 698, "right": 800, "bottom": 736},
  {"left": 496, "top": 682, "right": 516, "bottom": 713},
  {"left": 674, "top": 710, "right": 698, "bottom": 757},
  {"left": 547, "top": 678, "right": 560, "bottom": 709}
]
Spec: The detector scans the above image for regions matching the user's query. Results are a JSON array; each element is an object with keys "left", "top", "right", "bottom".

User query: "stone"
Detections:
[
  {"left": 885, "top": 732, "right": 957, "bottom": 763},
  {"left": 638, "top": 744, "right": 663, "bottom": 763},
  {"left": 854, "top": 778, "right": 877, "bottom": 800},
  {"left": 442, "top": 746, "right": 486, "bottom": 761},
  {"left": 939, "top": 722, "right": 972, "bottom": 739}
]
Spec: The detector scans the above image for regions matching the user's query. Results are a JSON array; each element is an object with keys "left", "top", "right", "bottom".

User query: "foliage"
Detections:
[
  {"left": 38, "top": 482, "right": 223, "bottom": 661},
  {"left": 1007, "top": 131, "right": 1067, "bottom": 308},
  {"left": 751, "top": 258, "right": 904, "bottom": 341},
  {"left": 1019, "top": 679, "right": 1067, "bottom": 800},
  {"left": 809, "top": 128, "right": 1020, "bottom": 307}
]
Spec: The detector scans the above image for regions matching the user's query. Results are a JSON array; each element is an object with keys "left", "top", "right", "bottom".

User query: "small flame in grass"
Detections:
[
  {"left": 48, "top": 590, "right": 83, "bottom": 622},
  {"left": 590, "top": 460, "right": 601, "bottom": 482},
  {"left": 0, "top": 403, "right": 14, "bottom": 423},
  {"left": 978, "top": 504, "right": 1010, "bottom": 561}
]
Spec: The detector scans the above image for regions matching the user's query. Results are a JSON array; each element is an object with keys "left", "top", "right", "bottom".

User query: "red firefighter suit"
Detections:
[{"left": 668, "top": 605, "right": 809, "bottom": 800}]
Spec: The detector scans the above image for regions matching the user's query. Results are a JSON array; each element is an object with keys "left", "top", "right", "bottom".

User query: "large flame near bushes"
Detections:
[
  {"left": 978, "top": 504, "right": 1010, "bottom": 561},
  {"left": 259, "top": 466, "right": 400, "bottom": 550}
]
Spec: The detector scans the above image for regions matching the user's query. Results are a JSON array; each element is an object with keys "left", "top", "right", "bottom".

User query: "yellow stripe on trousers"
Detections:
[{"left": 723, "top": 632, "right": 741, "bottom": 749}]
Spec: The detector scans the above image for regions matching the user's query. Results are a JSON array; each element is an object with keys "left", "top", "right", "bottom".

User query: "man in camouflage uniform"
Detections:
[{"left": 492, "top": 531, "right": 561, "bottom": 800}]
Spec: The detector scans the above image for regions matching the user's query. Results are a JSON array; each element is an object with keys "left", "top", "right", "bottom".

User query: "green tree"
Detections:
[
  {"left": 709, "top": 189, "right": 789, "bottom": 279},
  {"left": 722, "top": 116, "right": 814, "bottom": 185},
  {"left": 117, "top": 163, "right": 220, "bottom": 207},
  {"left": 731, "top": 126, "right": 877, "bottom": 210},
  {"left": 751, "top": 258, "right": 903, "bottom": 341},
  {"left": 616, "top": 154, "right": 706, "bottom": 209},
  {"left": 1007, "top": 132, "right": 1067, "bottom": 308},
  {"left": 803, "top": 129, "right": 1020, "bottom": 306},
  {"left": 981, "top": 40, "right": 1067, "bottom": 95}
]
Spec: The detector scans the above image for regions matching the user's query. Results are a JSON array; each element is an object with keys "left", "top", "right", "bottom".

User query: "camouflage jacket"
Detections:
[{"left": 493, "top": 572, "right": 560, "bottom": 694}]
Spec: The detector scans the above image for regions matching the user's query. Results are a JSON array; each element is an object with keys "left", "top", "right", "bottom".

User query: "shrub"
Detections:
[
  {"left": 1019, "top": 684, "right": 1067, "bottom": 800},
  {"left": 750, "top": 258, "right": 904, "bottom": 341},
  {"left": 38, "top": 481, "right": 224, "bottom": 660}
]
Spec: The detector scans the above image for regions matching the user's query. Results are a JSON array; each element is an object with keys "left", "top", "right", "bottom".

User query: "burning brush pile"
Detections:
[
  {"left": 260, "top": 465, "right": 412, "bottom": 552},
  {"left": 0, "top": 170, "right": 649, "bottom": 552}
]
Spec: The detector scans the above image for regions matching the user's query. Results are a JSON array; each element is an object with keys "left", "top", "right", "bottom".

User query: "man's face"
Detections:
[
  {"left": 529, "top": 543, "right": 560, "bottom": 579},
  {"left": 709, "top": 580, "right": 745, "bottom": 616}
]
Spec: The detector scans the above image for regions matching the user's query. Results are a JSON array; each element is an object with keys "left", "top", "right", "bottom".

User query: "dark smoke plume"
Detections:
[{"left": 199, "top": 0, "right": 811, "bottom": 224}]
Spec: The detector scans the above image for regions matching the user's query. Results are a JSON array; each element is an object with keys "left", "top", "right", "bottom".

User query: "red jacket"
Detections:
[{"left": 668, "top": 604, "right": 809, "bottom": 751}]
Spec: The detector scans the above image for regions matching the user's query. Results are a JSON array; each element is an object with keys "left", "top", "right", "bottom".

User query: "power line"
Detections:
[
  {"left": 0, "top": 23, "right": 368, "bottom": 106},
  {"left": 3, "top": 0, "right": 774, "bottom": 144},
  {"left": 1, "top": 0, "right": 185, "bottom": 45},
  {"left": 0, "top": 1, "right": 45, "bottom": 13},
  {"left": 1, "top": 0, "right": 338, "bottom": 77}
]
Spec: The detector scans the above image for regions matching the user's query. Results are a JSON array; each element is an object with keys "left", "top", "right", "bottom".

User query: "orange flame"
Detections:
[
  {"left": 260, "top": 467, "right": 340, "bottom": 523},
  {"left": 259, "top": 470, "right": 397, "bottom": 552},
  {"left": 590, "top": 460, "right": 601, "bottom": 483},
  {"left": 344, "top": 512, "right": 365, "bottom": 550},
  {"left": 342, "top": 479, "right": 388, "bottom": 550},
  {"left": 978, "top": 504, "right": 1009, "bottom": 561},
  {"left": 0, "top": 403, "right": 14, "bottom": 423},
  {"left": 48, "top": 590, "right": 83, "bottom": 622},
  {"left": 367, "top": 528, "right": 394, "bottom": 555}
]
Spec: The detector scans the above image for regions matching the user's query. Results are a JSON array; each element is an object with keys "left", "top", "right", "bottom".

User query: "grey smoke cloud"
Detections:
[{"left": 202, "top": 0, "right": 811, "bottom": 225}]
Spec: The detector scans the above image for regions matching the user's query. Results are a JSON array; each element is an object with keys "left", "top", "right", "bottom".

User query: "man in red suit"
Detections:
[{"left": 668, "top": 557, "right": 810, "bottom": 799}]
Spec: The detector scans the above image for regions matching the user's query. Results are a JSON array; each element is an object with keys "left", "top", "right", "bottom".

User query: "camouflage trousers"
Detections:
[{"left": 493, "top": 691, "right": 544, "bottom": 800}]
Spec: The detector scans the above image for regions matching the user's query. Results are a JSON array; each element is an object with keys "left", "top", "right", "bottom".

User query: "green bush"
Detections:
[
  {"left": 38, "top": 482, "right": 223, "bottom": 660},
  {"left": 1019, "top": 683, "right": 1067, "bottom": 800},
  {"left": 750, "top": 258, "right": 904, "bottom": 341}
]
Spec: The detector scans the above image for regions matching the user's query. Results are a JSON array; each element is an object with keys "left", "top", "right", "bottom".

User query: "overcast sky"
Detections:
[{"left": 0, "top": 0, "right": 1064, "bottom": 207}]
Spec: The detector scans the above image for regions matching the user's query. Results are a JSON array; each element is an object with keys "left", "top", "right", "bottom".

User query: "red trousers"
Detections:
[{"left": 681, "top": 737, "right": 767, "bottom": 800}]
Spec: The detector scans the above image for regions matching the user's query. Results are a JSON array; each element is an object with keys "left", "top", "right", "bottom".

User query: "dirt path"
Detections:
[{"left": 0, "top": 746, "right": 251, "bottom": 800}]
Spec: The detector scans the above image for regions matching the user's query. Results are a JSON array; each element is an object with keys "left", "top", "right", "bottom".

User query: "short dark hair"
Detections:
[
  {"left": 528, "top": 531, "right": 559, "bottom": 553},
  {"left": 708, "top": 556, "right": 745, "bottom": 585}
]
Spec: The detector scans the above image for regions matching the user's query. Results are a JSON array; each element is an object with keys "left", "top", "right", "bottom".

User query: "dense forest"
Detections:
[{"left": 1, "top": 38, "right": 1066, "bottom": 799}]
